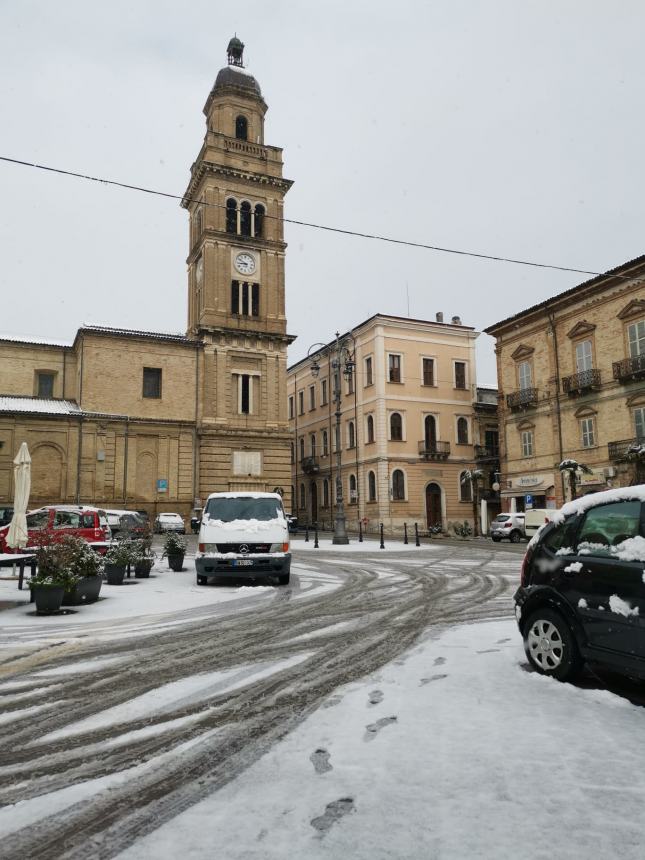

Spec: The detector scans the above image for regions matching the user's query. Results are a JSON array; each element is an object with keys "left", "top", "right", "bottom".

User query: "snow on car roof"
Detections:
[
  {"left": 158, "top": 513, "right": 182, "bottom": 518},
  {"left": 552, "top": 484, "right": 645, "bottom": 525},
  {"left": 205, "top": 492, "right": 282, "bottom": 500}
]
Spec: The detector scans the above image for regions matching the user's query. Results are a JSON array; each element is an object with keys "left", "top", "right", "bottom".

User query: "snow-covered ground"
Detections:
[
  {"left": 291, "top": 537, "right": 437, "bottom": 552},
  {"left": 119, "top": 619, "right": 645, "bottom": 860}
]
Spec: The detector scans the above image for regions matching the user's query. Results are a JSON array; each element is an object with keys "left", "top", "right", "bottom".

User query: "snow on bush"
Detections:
[{"left": 608, "top": 594, "right": 639, "bottom": 617}]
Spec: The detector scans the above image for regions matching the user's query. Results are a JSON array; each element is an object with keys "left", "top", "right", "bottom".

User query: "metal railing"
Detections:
[
  {"left": 506, "top": 387, "right": 538, "bottom": 410},
  {"left": 562, "top": 368, "right": 601, "bottom": 395},
  {"left": 418, "top": 440, "right": 450, "bottom": 459},
  {"left": 474, "top": 445, "right": 500, "bottom": 461},
  {"left": 301, "top": 456, "right": 320, "bottom": 475},
  {"left": 608, "top": 438, "right": 644, "bottom": 461},
  {"left": 613, "top": 355, "right": 645, "bottom": 382}
]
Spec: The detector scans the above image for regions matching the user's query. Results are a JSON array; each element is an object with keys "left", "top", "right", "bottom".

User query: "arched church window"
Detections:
[
  {"left": 240, "top": 201, "right": 252, "bottom": 237},
  {"left": 226, "top": 198, "right": 237, "bottom": 234},
  {"left": 235, "top": 115, "right": 248, "bottom": 141},
  {"left": 254, "top": 204, "right": 265, "bottom": 238}
]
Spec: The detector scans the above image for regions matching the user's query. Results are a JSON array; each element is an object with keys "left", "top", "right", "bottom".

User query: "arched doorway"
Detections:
[
  {"left": 425, "top": 482, "right": 442, "bottom": 530},
  {"left": 310, "top": 482, "right": 318, "bottom": 524}
]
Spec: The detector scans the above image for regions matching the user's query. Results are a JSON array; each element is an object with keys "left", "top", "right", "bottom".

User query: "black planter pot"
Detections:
[
  {"left": 62, "top": 575, "right": 103, "bottom": 606},
  {"left": 167, "top": 553, "right": 185, "bottom": 572},
  {"left": 134, "top": 559, "right": 154, "bottom": 578},
  {"left": 33, "top": 585, "right": 65, "bottom": 613},
  {"left": 104, "top": 564, "right": 126, "bottom": 585}
]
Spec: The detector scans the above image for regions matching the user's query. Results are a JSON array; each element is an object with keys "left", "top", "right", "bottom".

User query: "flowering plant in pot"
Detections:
[
  {"left": 60, "top": 536, "right": 105, "bottom": 605},
  {"left": 103, "top": 542, "right": 131, "bottom": 585},
  {"left": 29, "top": 540, "right": 79, "bottom": 613},
  {"left": 162, "top": 533, "right": 187, "bottom": 572}
]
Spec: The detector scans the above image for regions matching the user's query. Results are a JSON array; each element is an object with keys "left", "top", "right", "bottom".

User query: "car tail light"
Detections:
[
  {"left": 198, "top": 543, "right": 205, "bottom": 552},
  {"left": 282, "top": 542, "right": 289, "bottom": 553},
  {"left": 504, "top": 522, "right": 512, "bottom": 528}
]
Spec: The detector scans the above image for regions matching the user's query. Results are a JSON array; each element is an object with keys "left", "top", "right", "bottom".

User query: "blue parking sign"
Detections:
[{"left": 525, "top": 494, "right": 534, "bottom": 509}]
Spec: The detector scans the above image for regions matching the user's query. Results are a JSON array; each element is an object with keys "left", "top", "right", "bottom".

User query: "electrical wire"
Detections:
[{"left": 0, "top": 154, "right": 625, "bottom": 280}]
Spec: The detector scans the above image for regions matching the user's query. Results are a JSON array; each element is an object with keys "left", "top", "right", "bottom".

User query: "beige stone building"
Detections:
[
  {"left": 0, "top": 38, "right": 294, "bottom": 519},
  {"left": 486, "top": 254, "right": 645, "bottom": 511},
  {"left": 288, "top": 313, "right": 498, "bottom": 535}
]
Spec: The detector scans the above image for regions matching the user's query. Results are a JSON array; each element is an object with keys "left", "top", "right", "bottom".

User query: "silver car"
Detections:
[
  {"left": 154, "top": 512, "right": 186, "bottom": 534},
  {"left": 490, "top": 513, "right": 526, "bottom": 543}
]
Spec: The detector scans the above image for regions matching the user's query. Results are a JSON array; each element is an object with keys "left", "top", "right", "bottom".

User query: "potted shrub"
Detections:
[
  {"left": 103, "top": 542, "right": 131, "bottom": 585},
  {"left": 29, "top": 541, "right": 79, "bottom": 614},
  {"left": 163, "top": 533, "right": 187, "bottom": 572},
  {"left": 60, "top": 536, "right": 104, "bottom": 606},
  {"left": 133, "top": 540, "right": 156, "bottom": 578}
]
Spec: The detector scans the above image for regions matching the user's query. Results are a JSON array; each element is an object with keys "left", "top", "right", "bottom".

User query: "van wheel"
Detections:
[
  {"left": 196, "top": 575, "right": 207, "bottom": 586},
  {"left": 523, "top": 608, "right": 583, "bottom": 681},
  {"left": 278, "top": 573, "right": 290, "bottom": 585},
  {"left": 509, "top": 530, "right": 521, "bottom": 543}
]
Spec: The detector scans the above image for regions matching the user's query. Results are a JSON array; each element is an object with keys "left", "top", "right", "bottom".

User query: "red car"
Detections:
[{"left": 0, "top": 505, "right": 112, "bottom": 554}]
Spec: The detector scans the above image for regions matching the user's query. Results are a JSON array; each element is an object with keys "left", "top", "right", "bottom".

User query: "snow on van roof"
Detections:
[{"left": 205, "top": 492, "right": 282, "bottom": 500}]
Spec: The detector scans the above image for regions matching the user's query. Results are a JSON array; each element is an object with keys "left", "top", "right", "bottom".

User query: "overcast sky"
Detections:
[{"left": 1, "top": 1, "right": 644, "bottom": 386}]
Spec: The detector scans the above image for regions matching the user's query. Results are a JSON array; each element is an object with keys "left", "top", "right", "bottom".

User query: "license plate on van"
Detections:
[{"left": 234, "top": 559, "right": 253, "bottom": 567}]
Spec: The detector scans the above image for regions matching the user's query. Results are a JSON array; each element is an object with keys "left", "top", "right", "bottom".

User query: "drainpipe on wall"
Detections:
[
  {"left": 547, "top": 310, "right": 566, "bottom": 502},
  {"left": 193, "top": 346, "right": 200, "bottom": 510},
  {"left": 75, "top": 337, "right": 85, "bottom": 503},
  {"left": 294, "top": 373, "right": 298, "bottom": 518},
  {"left": 123, "top": 417, "right": 130, "bottom": 506}
]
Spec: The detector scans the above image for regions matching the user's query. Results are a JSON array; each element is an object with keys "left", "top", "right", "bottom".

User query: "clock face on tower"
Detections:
[{"left": 234, "top": 253, "right": 256, "bottom": 276}]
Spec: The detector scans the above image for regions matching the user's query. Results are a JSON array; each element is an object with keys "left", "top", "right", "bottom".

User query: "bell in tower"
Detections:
[{"left": 227, "top": 36, "right": 245, "bottom": 67}]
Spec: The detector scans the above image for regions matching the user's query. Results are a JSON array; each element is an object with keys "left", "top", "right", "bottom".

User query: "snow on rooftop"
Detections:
[{"left": 0, "top": 397, "right": 81, "bottom": 415}]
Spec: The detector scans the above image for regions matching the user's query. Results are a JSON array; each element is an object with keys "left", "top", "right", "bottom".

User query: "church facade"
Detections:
[{"left": 0, "top": 39, "right": 294, "bottom": 519}]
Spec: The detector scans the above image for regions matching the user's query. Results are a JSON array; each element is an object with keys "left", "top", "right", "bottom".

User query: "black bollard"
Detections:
[
  {"left": 380, "top": 522, "right": 385, "bottom": 549},
  {"left": 305, "top": 525, "right": 309, "bottom": 543},
  {"left": 403, "top": 522, "right": 408, "bottom": 545},
  {"left": 414, "top": 522, "right": 420, "bottom": 547},
  {"left": 314, "top": 524, "right": 319, "bottom": 548},
  {"left": 359, "top": 520, "right": 363, "bottom": 542}
]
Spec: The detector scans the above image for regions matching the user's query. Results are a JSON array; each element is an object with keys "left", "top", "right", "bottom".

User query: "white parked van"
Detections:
[
  {"left": 524, "top": 508, "right": 555, "bottom": 539},
  {"left": 195, "top": 492, "right": 291, "bottom": 585}
]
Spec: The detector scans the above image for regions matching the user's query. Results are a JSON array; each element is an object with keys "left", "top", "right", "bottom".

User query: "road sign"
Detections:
[
  {"left": 525, "top": 494, "right": 534, "bottom": 509},
  {"left": 157, "top": 479, "right": 168, "bottom": 493}
]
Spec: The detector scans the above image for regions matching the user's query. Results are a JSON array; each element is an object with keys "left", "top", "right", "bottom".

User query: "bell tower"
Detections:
[{"left": 182, "top": 38, "right": 295, "bottom": 504}]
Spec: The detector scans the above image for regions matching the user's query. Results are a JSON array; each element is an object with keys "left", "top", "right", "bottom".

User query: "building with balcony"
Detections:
[
  {"left": 287, "top": 313, "right": 492, "bottom": 534},
  {"left": 485, "top": 255, "right": 645, "bottom": 510}
]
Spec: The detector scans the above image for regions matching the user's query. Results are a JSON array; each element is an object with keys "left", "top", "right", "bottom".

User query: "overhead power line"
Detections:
[{"left": 0, "top": 154, "right": 625, "bottom": 280}]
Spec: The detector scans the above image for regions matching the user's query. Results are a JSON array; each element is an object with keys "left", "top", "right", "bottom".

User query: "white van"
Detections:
[
  {"left": 524, "top": 508, "right": 555, "bottom": 540},
  {"left": 195, "top": 492, "right": 291, "bottom": 586}
]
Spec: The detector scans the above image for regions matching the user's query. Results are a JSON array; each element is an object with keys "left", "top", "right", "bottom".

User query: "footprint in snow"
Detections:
[
  {"left": 311, "top": 798, "right": 355, "bottom": 833},
  {"left": 476, "top": 648, "right": 500, "bottom": 654},
  {"left": 310, "top": 748, "right": 332, "bottom": 774},
  {"left": 420, "top": 673, "right": 448, "bottom": 686},
  {"left": 322, "top": 694, "right": 343, "bottom": 709},
  {"left": 368, "top": 689, "right": 384, "bottom": 706},
  {"left": 496, "top": 638, "right": 511, "bottom": 644},
  {"left": 364, "top": 716, "right": 397, "bottom": 741},
  {"left": 433, "top": 656, "right": 446, "bottom": 666}
]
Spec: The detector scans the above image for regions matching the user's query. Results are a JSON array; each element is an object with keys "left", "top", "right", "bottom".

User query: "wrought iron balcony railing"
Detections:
[
  {"left": 562, "top": 368, "right": 601, "bottom": 395},
  {"left": 418, "top": 440, "right": 450, "bottom": 460},
  {"left": 506, "top": 387, "right": 538, "bottom": 410},
  {"left": 613, "top": 355, "right": 645, "bottom": 383},
  {"left": 608, "top": 438, "right": 645, "bottom": 462},
  {"left": 301, "top": 456, "right": 320, "bottom": 475},
  {"left": 474, "top": 445, "right": 500, "bottom": 462}
]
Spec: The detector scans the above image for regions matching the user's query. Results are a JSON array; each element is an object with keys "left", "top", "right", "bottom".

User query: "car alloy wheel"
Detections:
[
  {"left": 523, "top": 608, "right": 583, "bottom": 681},
  {"left": 510, "top": 530, "right": 521, "bottom": 543}
]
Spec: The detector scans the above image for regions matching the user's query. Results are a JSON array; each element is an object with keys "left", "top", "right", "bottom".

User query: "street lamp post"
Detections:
[{"left": 309, "top": 333, "right": 355, "bottom": 545}]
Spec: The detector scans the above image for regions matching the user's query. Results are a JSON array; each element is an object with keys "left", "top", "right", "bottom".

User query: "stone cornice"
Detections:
[{"left": 182, "top": 162, "right": 293, "bottom": 208}]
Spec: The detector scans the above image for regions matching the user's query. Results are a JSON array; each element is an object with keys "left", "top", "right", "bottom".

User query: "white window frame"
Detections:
[
  {"left": 635, "top": 406, "right": 645, "bottom": 440},
  {"left": 364, "top": 355, "right": 374, "bottom": 387},
  {"left": 628, "top": 319, "right": 645, "bottom": 358},
  {"left": 580, "top": 416, "right": 595, "bottom": 448},
  {"left": 518, "top": 360, "right": 532, "bottom": 391},
  {"left": 453, "top": 360, "right": 468, "bottom": 390},
  {"left": 521, "top": 430, "right": 534, "bottom": 457},
  {"left": 387, "top": 352, "right": 403, "bottom": 384},
  {"left": 388, "top": 410, "right": 405, "bottom": 442},
  {"left": 575, "top": 339, "right": 593, "bottom": 373},
  {"left": 455, "top": 415, "right": 470, "bottom": 445},
  {"left": 420, "top": 355, "right": 437, "bottom": 387}
]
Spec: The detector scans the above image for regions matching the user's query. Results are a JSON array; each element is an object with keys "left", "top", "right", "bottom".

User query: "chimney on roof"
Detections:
[
  {"left": 435, "top": 312, "right": 444, "bottom": 323},
  {"left": 451, "top": 315, "right": 462, "bottom": 325}
]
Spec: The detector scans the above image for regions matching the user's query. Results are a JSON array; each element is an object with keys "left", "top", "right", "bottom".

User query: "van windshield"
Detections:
[{"left": 205, "top": 497, "right": 284, "bottom": 523}]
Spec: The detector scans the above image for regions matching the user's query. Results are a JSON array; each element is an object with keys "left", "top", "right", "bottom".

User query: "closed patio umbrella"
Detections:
[{"left": 7, "top": 442, "right": 31, "bottom": 550}]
